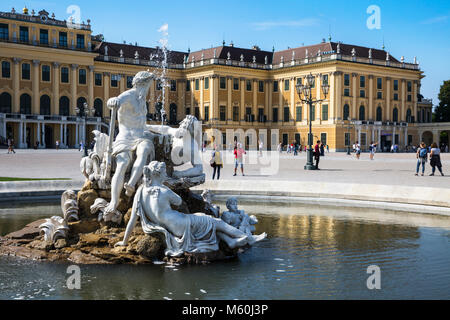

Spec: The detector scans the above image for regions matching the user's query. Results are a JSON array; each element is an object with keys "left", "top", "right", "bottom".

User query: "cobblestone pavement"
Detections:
[{"left": 0, "top": 149, "right": 449, "bottom": 188}]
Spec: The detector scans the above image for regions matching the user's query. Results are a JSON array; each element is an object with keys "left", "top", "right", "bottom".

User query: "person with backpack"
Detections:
[
  {"left": 429, "top": 142, "right": 444, "bottom": 176},
  {"left": 210, "top": 146, "right": 223, "bottom": 180},
  {"left": 415, "top": 142, "right": 428, "bottom": 176}
]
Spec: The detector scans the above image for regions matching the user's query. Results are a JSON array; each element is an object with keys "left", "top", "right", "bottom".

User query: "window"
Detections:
[
  {"left": 233, "top": 106, "right": 239, "bottom": 121},
  {"left": 377, "top": 91, "right": 383, "bottom": 99},
  {"left": 361, "top": 133, "right": 367, "bottom": 146},
  {"left": 283, "top": 106, "right": 290, "bottom": 122},
  {"left": 272, "top": 108, "right": 278, "bottom": 122},
  {"left": 394, "top": 93, "right": 398, "bottom": 101},
  {"left": 259, "top": 81, "right": 264, "bottom": 92},
  {"left": 42, "top": 65, "right": 50, "bottom": 81},
  {"left": 22, "top": 63, "right": 30, "bottom": 80},
  {"left": 219, "top": 106, "right": 226, "bottom": 121},
  {"left": 376, "top": 106, "right": 382, "bottom": 121},
  {"left": 76, "top": 34, "right": 85, "bottom": 49},
  {"left": 359, "top": 105, "right": 365, "bottom": 120},
  {"left": 2, "top": 61, "right": 11, "bottom": 78},
  {"left": 186, "top": 80, "right": 191, "bottom": 91},
  {"left": 19, "top": 26, "right": 28, "bottom": 43},
  {"left": 407, "top": 94, "right": 412, "bottom": 102},
  {"left": 233, "top": 78, "right": 239, "bottom": 90},
  {"left": 344, "top": 88, "right": 350, "bottom": 96},
  {"left": 407, "top": 81, "right": 412, "bottom": 92},
  {"left": 111, "top": 74, "right": 119, "bottom": 87},
  {"left": 195, "top": 79, "right": 199, "bottom": 90},
  {"left": 194, "top": 107, "right": 200, "bottom": 120},
  {"left": 94, "top": 73, "right": 102, "bottom": 86},
  {"left": 322, "top": 104, "right": 328, "bottom": 121},
  {"left": 127, "top": 76, "right": 134, "bottom": 89},
  {"left": 406, "top": 109, "right": 412, "bottom": 123},
  {"left": 322, "top": 74, "right": 328, "bottom": 85},
  {"left": 377, "top": 77, "right": 382, "bottom": 90},
  {"left": 246, "top": 80, "right": 252, "bottom": 91},
  {"left": 296, "top": 78, "right": 302, "bottom": 86},
  {"left": 79, "top": 69, "right": 87, "bottom": 85},
  {"left": 393, "top": 79, "right": 398, "bottom": 91},
  {"left": 284, "top": 79, "right": 289, "bottom": 91},
  {"left": 61, "top": 67, "right": 69, "bottom": 83},
  {"left": 360, "top": 76, "right": 365, "bottom": 88},
  {"left": 345, "top": 132, "right": 351, "bottom": 146},
  {"left": 296, "top": 106, "right": 302, "bottom": 121},
  {"left": 219, "top": 77, "right": 226, "bottom": 89},
  {"left": 258, "top": 108, "right": 264, "bottom": 122},
  {"left": 311, "top": 105, "right": 315, "bottom": 120},
  {"left": 40, "top": 29, "right": 49, "bottom": 45},
  {"left": 393, "top": 107, "right": 399, "bottom": 122},
  {"left": 343, "top": 104, "right": 350, "bottom": 120},
  {"left": 0, "top": 92, "right": 12, "bottom": 113},
  {"left": 344, "top": 74, "right": 350, "bottom": 86},
  {"left": 321, "top": 133, "right": 327, "bottom": 145},
  {"left": 0, "top": 24, "right": 8, "bottom": 40},
  {"left": 94, "top": 99, "right": 103, "bottom": 117},
  {"left": 273, "top": 80, "right": 278, "bottom": 92},
  {"left": 59, "top": 32, "right": 67, "bottom": 47},
  {"left": 360, "top": 90, "right": 365, "bottom": 98},
  {"left": 204, "top": 77, "right": 209, "bottom": 90},
  {"left": 204, "top": 106, "right": 209, "bottom": 121},
  {"left": 20, "top": 94, "right": 32, "bottom": 114},
  {"left": 245, "top": 107, "right": 252, "bottom": 122},
  {"left": 171, "top": 79, "right": 177, "bottom": 91}
]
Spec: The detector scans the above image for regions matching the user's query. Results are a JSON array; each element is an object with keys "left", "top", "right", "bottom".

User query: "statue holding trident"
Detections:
[{"left": 104, "top": 71, "right": 156, "bottom": 214}]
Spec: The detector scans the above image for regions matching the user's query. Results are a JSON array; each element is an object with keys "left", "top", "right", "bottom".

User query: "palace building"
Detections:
[{"left": 0, "top": 7, "right": 446, "bottom": 151}]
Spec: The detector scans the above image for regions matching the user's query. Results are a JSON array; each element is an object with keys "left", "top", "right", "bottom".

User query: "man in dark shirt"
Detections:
[{"left": 314, "top": 140, "right": 321, "bottom": 169}]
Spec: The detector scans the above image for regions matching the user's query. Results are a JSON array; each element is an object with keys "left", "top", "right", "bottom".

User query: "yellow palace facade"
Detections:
[{"left": 0, "top": 7, "right": 443, "bottom": 151}]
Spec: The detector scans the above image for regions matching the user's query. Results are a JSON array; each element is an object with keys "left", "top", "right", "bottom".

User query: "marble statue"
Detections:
[
  {"left": 39, "top": 216, "right": 69, "bottom": 243},
  {"left": 221, "top": 197, "right": 258, "bottom": 237},
  {"left": 201, "top": 189, "right": 220, "bottom": 218},
  {"left": 90, "top": 198, "right": 122, "bottom": 224},
  {"left": 115, "top": 161, "right": 266, "bottom": 256},
  {"left": 105, "top": 71, "right": 156, "bottom": 214},
  {"left": 80, "top": 130, "right": 109, "bottom": 186},
  {"left": 61, "top": 190, "right": 79, "bottom": 222}
]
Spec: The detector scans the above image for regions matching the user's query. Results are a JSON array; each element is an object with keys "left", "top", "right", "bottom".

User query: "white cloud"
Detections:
[
  {"left": 420, "top": 15, "right": 448, "bottom": 24},
  {"left": 252, "top": 18, "right": 321, "bottom": 31}
]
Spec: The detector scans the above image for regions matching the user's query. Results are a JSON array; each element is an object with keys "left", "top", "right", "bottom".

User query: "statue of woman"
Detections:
[{"left": 115, "top": 161, "right": 265, "bottom": 256}]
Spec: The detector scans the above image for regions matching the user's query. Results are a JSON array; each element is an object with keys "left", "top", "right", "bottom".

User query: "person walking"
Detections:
[
  {"left": 294, "top": 142, "right": 298, "bottom": 156},
  {"left": 326, "top": 144, "right": 329, "bottom": 153},
  {"left": 55, "top": 140, "right": 60, "bottom": 150},
  {"left": 211, "top": 147, "right": 223, "bottom": 180},
  {"left": 277, "top": 142, "right": 282, "bottom": 153},
  {"left": 369, "top": 141, "right": 377, "bottom": 160},
  {"left": 233, "top": 143, "right": 246, "bottom": 176},
  {"left": 355, "top": 141, "right": 361, "bottom": 159},
  {"left": 7, "top": 138, "right": 16, "bottom": 154},
  {"left": 320, "top": 142, "right": 325, "bottom": 157},
  {"left": 314, "top": 140, "right": 321, "bottom": 169},
  {"left": 415, "top": 142, "right": 428, "bottom": 176},
  {"left": 258, "top": 140, "right": 264, "bottom": 157},
  {"left": 429, "top": 142, "right": 444, "bottom": 176}
]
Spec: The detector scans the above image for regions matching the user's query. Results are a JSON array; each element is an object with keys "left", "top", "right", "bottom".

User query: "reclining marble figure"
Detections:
[{"left": 115, "top": 161, "right": 266, "bottom": 256}]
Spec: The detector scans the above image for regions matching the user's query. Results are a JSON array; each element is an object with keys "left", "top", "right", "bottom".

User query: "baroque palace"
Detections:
[{"left": 0, "top": 7, "right": 445, "bottom": 151}]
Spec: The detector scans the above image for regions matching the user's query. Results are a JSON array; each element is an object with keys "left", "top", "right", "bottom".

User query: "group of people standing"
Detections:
[
  {"left": 210, "top": 140, "right": 247, "bottom": 180},
  {"left": 415, "top": 142, "right": 444, "bottom": 176}
]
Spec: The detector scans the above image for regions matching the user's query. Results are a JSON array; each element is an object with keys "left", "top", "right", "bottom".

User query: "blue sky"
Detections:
[{"left": 2, "top": 0, "right": 449, "bottom": 104}]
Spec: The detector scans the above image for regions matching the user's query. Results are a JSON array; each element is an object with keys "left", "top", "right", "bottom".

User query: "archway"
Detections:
[
  {"left": 40, "top": 95, "right": 51, "bottom": 115},
  {"left": 0, "top": 92, "right": 12, "bottom": 114},
  {"left": 20, "top": 94, "right": 31, "bottom": 114}
]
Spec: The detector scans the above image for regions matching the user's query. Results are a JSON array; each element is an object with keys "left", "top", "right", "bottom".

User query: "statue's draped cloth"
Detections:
[
  {"left": 112, "top": 132, "right": 154, "bottom": 156},
  {"left": 132, "top": 186, "right": 219, "bottom": 257}
]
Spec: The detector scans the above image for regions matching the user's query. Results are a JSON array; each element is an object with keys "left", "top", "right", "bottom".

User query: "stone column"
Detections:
[
  {"left": 13, "top": 58, "right": 21, "bottom": 113},
  {"left": 378, "top": 127, "right": 381, "bottom": 151},
  {"left": 150, "top": 79, "right": 156, "bottom": 114},
  {"left": 214, "top": 76, "right": 219, "bottom": 122},
  {"left": 329, "top": 73, "right": 335, "bottom": 121},
  {"left": 393, "top": 126, "right": 396, "bottom": 145},
  {"left": 240, "top": 77, "right": 245, "bottom": 122},
  {"left": 88, "top": 66, "right": 95, "bottom": 108},
  {"left": 190, "top": 79, "right": 195, "bottom": 115},
  {"left": 199, "top": 77, "right": 204, "bottom": 119},
  {"left": 18, "top": 120, "right": 23, "bottom": 148},
  {"left": 335, "top": 72, "right": 342, "bottom": 120},
  {"left": 119, "top": 74, "right": 125, "bottom": 93},
  {"left": 210, "top": 76, "right": 216, "bottom": 121},
  {"left": 59, "top": 123, "right": 63, "bottom": 146},
  {"left": 265, "top": 80, "right": 270, "bottom": 123},
  {"left": 386, "top": 77, "right": 391, "bottom": 121},
  {"left": 368, "top": 75, "right": 374, "bottom": 121},
  {"left": 401, "top": 79, "right": 406, "bottom": 122},
  {"left": 413, "top": 81, "right": 419, "bottom": 123},
  {"left": 227, "top": 77, "right": 232, "bottom": 121},
  {"left": 71, "top": 64, "right": 78, "bottom": 114},
  {"left": 75, "top": 123, "right": 79, "bottom": 147},
  {"left": 103, "top": 73, "right": 110, "bottom": 113},
  {"left": 32, "top": 60, "right": 40, "bottom": 114},
  {"left": 41, "top": 123, "right": 46, "bottom": 148},
  {"left": 371, "top": 127, "right": 375, "bottom": 144},
  {"left": 177, "top": 79, "right": 185, "bottom": 120},
  {"left": 357, "top": 127, "right": 361, "bottom": 144},
  {"left": 253, "top": 78, "right": 258, "bottom": 120},
  {"left": 290, "top": 77, "right": 295, "bottom": 123},
  {"left": 63, "top": 123, "right": 67, "bottom": 147},
  {"left": 36, "top": 122, "right": 41, "bottom": 146},
  {"left": 278, "top": 78, "right": 283, "bottom": 122},
  {"left": 352, "top": 73, "right": 358, "bottom": 120},
  {"left": 404, "top": 127, "right": 408, "bottom": 147},
  {"left": 52, "top": 62, "right": 60, "bottom": 115}
]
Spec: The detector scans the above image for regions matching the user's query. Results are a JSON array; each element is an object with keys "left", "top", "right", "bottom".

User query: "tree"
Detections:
[{"left": 434, "top": 80, "right": 450, "bottom": 122}]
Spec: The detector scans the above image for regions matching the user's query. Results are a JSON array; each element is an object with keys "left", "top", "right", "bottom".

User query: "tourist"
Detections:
[
  {"left": 355, "top": 141, "right": 361, "bottom": 159},
  {"left": 258, "top": 140, "right": 264, "bottom": 156},
  {"left": 326, "top": 144, "right": 329, "bottom": 153},
  {"left": 352, "top": 142, "right": 356, "bottom": 153},
  {"left": 369, "top": 141, "right": 378, "bottom": 160},
  {"left": 277, "top": 142, "right": 282, "bottom": 153},
  {"left": 320, "top": 142, "right": 325, "bottom": 157},
  {"left": 55, "top": 140, "right": 60, "bottom": 150},
  {"left": 233, "top": 143, "right": 246, "bottom": 176},
  {"left": 314, "top": 140, "right": 321, "bottom": 169},
  {"left": 211, "top": 147, "right": 223, "bottom": 180},
  {"left": 429, "top": 142, "right": 444, "bottom": 176},
  {"left": 415, "top": 142, "right": 428, "bottom": 176},
  {"left": 7, "top": 138, "right": 15, "bottom": 154},
  {"left": 445, "top": 144, "right": 449, "bottom": 153},
  {"left": 293, "top": 142, "right": 298, "bottom": 156},
  {"left": 79, "top": 141, "right": 84, "bottom": 152}
]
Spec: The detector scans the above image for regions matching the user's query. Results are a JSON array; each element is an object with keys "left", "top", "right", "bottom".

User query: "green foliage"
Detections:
[{"left": 434, "top": 80, "right": 450, "bottom": 122}]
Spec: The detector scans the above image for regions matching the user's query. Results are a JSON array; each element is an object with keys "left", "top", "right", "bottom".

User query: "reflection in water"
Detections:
[{"left": 0, "top": 202, "right": 449, "bottom": 299}]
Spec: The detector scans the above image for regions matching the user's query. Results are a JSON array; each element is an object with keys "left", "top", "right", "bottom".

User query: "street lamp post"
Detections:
[
  {"left": 76, "top": 102, "right": 95, "bottom": 157},
  {"left": 295, "top": 73, "right": 329, "bottom": 170}
]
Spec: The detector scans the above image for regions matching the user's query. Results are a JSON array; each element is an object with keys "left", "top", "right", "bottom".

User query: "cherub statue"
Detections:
[{"left": 221, "top": 197, "right": 258, "bottom": 236}]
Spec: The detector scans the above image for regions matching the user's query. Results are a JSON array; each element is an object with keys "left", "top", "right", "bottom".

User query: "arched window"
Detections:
[
  {"left": 40, "top": 95, "right": 51, "bottom": 115},
  {"left": 343, "top": 104, "right": 350, "bottom": 120},
  {"left": 359, "top": 105, "right": 365, "bottom": 121},
  {"left": 376, "top": 106, "right": 382, "bottom": 122},
  {"left": 155, "top": 102, "right": 163, "bottom": 121},
  {"left": 169, "top": 103, "right": 177, "bottom": 125},
  {"left": 59, "top": 96, "right": 70, "bottom": 116},
  {"left": 406, "top": 108, "right": 412, "bottom": 123},
  {"left": 393, "top": 107, "right": 398, "bottom": 122},
  {"left": 94, "top": 98, "right": 103, "bottom": 118},
  {"left": 76, "top": 97, "right": 87, "bottom": 116},
  {"left": 0, "top": 92, "right": 12, "bottom": 114},
  {"left": 20, "top": 94, "right": 32, "bottom": 114}
]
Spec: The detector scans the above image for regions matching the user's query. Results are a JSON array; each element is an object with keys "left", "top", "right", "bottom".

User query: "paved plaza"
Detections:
[{"left": 0, "top": 149, "right": 449, "bottom": 189}]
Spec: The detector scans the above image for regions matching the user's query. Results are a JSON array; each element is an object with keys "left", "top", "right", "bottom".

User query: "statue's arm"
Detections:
[
  {"left": 114, "top": 207, "right": 138, "bottom": 247},
  {"left": 168, "top": 189, "right": 183, "bottom": 207}
]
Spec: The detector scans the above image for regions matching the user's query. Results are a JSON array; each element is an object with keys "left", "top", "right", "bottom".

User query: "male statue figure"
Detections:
[{"left": 105, "top": 71, "right": 156, "bottom": 214}]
